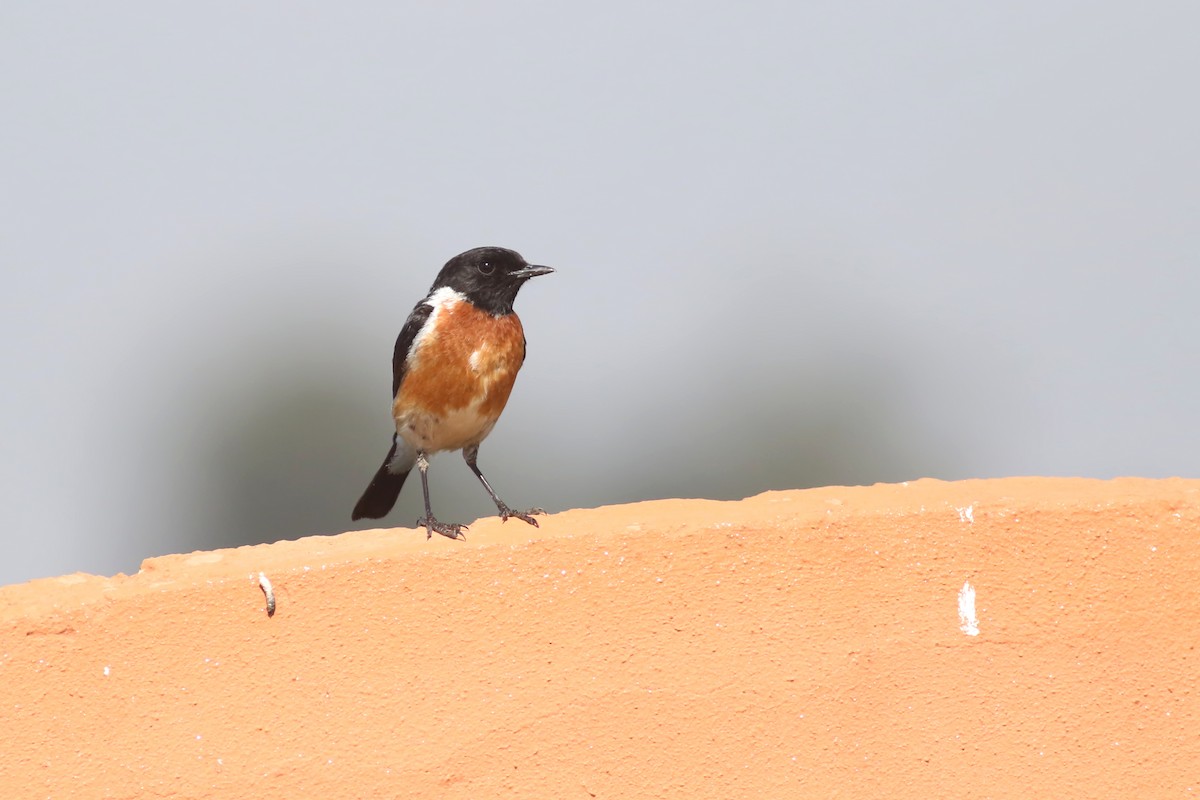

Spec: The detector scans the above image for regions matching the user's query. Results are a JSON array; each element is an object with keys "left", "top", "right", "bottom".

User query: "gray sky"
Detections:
[{"left": 3, "top": 1, "right": 1198, "bottom": 586}]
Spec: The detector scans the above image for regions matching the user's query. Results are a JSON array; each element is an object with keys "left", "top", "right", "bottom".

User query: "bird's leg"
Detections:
[
  {"left": 414, "top": 450, "right": 467, "bottom": 540},
  {"left": 463, "top": 445, "right": 544, "bottom": 527}
]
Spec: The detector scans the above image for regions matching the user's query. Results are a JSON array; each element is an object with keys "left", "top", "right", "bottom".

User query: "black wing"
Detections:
[{"left": 391, "top": 302, "right": 434, "bottom": 397}]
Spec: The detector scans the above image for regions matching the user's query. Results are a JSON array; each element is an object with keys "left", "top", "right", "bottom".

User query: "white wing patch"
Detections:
[{"left": 408, "top": 286, "right": 465, "bottom": 358}]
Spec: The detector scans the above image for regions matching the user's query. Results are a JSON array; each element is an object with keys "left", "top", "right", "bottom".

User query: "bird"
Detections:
[{"left": 351, "top": 246, "right": 554, "bottom": 539}]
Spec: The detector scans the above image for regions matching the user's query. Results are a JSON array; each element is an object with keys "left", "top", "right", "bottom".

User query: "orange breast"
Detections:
[{"left": 393, "top": 299, "right": 526, "bottom": 451}]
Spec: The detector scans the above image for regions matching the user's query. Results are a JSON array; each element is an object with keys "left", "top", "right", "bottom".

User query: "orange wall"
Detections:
[{"left": 2, "top": 478, "right": 1197, "bottom": 797}]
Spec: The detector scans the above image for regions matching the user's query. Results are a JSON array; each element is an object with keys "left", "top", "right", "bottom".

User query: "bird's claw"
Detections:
[
  {"left": 416, "top": 517, "right": 467, "bottom": 541},
  {"left": 497, "top": 505, "right": 545, "bottom": 527}
]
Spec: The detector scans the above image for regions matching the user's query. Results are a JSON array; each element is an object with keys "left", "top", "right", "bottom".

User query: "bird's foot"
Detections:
[
  {"left": 497, "top": 504, "right": 545, "bottom": 527},
  {"left": 416, "top": 517, "right": 468, "bottom": 541}
]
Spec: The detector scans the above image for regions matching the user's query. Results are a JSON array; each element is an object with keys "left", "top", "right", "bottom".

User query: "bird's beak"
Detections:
[{"left": 513, "top": 264, "right": 555, "bottom": 279}]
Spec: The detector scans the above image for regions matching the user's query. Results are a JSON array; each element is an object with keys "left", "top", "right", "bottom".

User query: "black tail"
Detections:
[{"left": 351, "top": 441, "right": 410, "bottom": 520}]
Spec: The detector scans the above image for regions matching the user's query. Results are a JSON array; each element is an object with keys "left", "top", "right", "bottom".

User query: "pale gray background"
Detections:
[{"left": 3, "top": 2, "right": 1197, "bottom": 586}]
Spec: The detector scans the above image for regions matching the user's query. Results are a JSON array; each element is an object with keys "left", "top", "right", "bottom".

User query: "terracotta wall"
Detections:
[{"left": 2, "top": 478, "right": 1197, "bottom": 797}]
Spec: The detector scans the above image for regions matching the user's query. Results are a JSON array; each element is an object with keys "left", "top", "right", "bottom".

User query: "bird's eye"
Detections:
[{"left": 478, "top": 261, "right": 496, "bottom": 276}]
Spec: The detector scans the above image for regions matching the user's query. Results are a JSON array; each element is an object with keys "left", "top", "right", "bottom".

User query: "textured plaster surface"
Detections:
[{"left": 2, "top": 478, "right": 1198, "bottom": 798}]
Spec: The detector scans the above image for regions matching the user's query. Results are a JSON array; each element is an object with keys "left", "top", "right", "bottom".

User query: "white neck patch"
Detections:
[{"left": 426, "top": 285, "right": 466, "bottom": 310}]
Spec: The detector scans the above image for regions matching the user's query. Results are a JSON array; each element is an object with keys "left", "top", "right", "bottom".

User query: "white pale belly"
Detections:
[{"left": 395, "top": 402, "right": 498, "bottom": 454}]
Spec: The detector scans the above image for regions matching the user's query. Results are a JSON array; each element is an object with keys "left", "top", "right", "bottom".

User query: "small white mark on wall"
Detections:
[
  {"left": 955, "top": 505, "right": 975, "bottom": 523},
  {"left": 958, "top": 581, "right": 980, "bottom": 636}
]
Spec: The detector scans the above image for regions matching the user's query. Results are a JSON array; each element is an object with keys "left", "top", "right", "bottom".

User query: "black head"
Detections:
[{"left": 430, "top": 246, "right": 554, "bottom": 315}]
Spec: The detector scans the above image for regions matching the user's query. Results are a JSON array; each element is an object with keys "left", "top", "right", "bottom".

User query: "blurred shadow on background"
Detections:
[
  {"left": 183, "top": 334, "right": 954, "bottom": 554},
  {"left": 198, "top": 375, "right": 379, "bottom": 552},
  {"left": 602, "top": 353, "right": 965, "bottom": 505}
]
